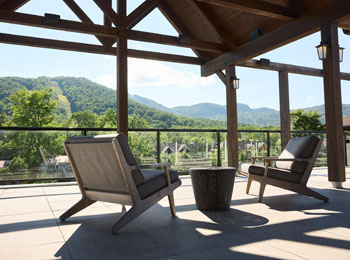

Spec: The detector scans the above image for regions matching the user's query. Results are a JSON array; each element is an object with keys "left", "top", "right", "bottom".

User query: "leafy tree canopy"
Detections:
[
  {"left": 70, "top": 111, "right": 99, "bottom": 128},
  {"left": 291, "top": 109, "right": 325, "bottom": 131},
  {"left": 9, "top": 88, "right": 57, "bottom": 127}
]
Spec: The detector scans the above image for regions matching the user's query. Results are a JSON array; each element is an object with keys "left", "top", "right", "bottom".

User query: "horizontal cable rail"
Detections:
[{"left": 0, "top": 126, "right": 346, "bottom": 185}]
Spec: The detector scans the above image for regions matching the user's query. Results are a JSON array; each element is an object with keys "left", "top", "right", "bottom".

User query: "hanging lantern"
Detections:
[
  {"left": 231, "top": 76, "right": 239, "bottom": 89},
  {"left": 316, "top": 42, "right": 328, "bottom": 60}
]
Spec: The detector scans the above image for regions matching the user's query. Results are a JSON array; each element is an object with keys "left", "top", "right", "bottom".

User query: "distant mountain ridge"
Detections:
[{"left": 129, "top": 94, "right": 350, "bottom": 126}]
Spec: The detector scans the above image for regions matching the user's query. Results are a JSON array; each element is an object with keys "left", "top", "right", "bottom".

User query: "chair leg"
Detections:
[
  {"left": 112, "top": 202, "right": 153, "bottom": 234},
  {"left": 258, "top": 183, "right": 266, "bottom": 203},
  {"left": 300, "top": 187, "right": 329, "bottom": 202},
  {"left": 168, "top": 193, "right": 176, "bottom": 216},
  {"left": 246, "top": 176, "right": 252, "bottom": 194},
  {"left": 59, "top": 197, "right": 96, "bottom": 221}
]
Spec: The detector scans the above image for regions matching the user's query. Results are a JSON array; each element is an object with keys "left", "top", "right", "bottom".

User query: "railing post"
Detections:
[
  {"left": 157, "top": 130, "right": 160, "bottom": 163},
  {"left": 344, "top": 132, "right": 348, "bottom": 166},
  {"left": 267, "top": 131, "right": 270, "bottom": 157},
  {"left": 82, "top": 130, "right": 87, "bottom": 136},
  {"left": 217, "top": 131, "right": 221, "bottom": 167}
]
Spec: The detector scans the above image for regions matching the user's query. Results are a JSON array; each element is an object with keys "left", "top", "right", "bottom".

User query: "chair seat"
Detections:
[
  {"left": 137, "top": 169, "right": 179, "bottom": 199},
  {"left": 241, "top": 163, "right": 302, "bottom": 184}
]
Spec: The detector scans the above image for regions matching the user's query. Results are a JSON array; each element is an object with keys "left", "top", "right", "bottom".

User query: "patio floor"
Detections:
[{"left": 0, "top": 168, "right": 349, "bottom": 260}]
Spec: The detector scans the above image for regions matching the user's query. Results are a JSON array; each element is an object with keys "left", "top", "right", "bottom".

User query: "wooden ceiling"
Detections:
[{"left": 1, "top": 0, "right": 350, "bottom": 77}]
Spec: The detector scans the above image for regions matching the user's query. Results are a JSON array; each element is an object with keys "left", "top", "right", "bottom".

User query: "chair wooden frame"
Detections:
[
  {"left": 59, "top": 136, "right": 181, "bottom": 234},
  {"left": 243, "top": 138, "right": 329, "bottom": 203}
]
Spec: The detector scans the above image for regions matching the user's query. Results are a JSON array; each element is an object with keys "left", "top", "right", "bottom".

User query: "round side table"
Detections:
[{"left": 189, "top": 167, "right": 236, "bottom": 211}]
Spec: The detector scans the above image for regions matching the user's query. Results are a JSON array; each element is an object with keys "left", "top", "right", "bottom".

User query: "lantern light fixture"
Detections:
[
  {"left": 316, "top": 42, "right": 345, "bottom": 62},
  {"left": 231, "top": 76, "right": 240, "bottom": 89}
]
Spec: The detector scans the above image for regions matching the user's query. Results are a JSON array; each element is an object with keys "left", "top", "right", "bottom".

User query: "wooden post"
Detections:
[
  {"left": 117, "top": 0, "right": 128, "bottom": 135},
  {"left": 225, "top": 66, "right": 239, "bottom": 168},
  {"left": 321, "top": 24, "right": 345, "bottom": 186},
  {"left": 278, "top": 70, "right": 291, "bottom": 149}
]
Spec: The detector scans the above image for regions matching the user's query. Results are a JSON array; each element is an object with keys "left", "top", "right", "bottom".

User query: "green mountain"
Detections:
[
  {"left": 129, "top": 94, "right": 350, "bottom": 126},
  {"left": 0, "top": 77, "right": 225, "bottom": 129}
]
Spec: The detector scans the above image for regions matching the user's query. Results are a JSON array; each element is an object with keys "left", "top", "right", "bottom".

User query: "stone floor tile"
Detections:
[
  {"left": 0, "top": 226, "right": 64, "bottom": 248},
  {"left": 0, "top": 196, "right": 51, "bottom": 216},
  {"left": 1, "top": 242, "right": 72, "bottom": 260},
  {"left": 265, "top": 230, "right": 350, "bottom": 260},
  {"left": 0, "top": 211, "right": 56, "bottom": 232},
  {"left": 181, "top": 242, "right": 305, "bottom": 260}
]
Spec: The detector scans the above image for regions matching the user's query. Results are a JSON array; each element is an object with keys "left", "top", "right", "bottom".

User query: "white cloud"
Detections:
[
  {"left": 97, "top": 58, "right": 214, "bottom": 89},
  {"left": 306, "top": 96, "right": 315, "bottom": 104}
]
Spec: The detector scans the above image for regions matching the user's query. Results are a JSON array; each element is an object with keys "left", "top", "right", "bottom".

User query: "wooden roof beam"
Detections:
[
  {"left": 126, "top": 0, "right": 157, "bottom": 29},
  {"left": 0, "top": 32, "right": 203, "bottom": 65},
  {"left": 128, "top": 30, "right": 227, "bottom": 52},
  {"left": 93, "top": 0, "right": 119, "bottom": 27},
  {"left": 240, "top": 59, "right": 350, "bottom": 81},
  {"left": 195, "top": 0, "right": 297, "bottom": 21},
  {"left": 0, "top": 0, "right": 30, "bottom": 11},
  {"left": 62, "top": 0, "right": 105, "bottom": 45},
  {"left": 188, "top": 0, "right": 237, "bottom": 50},
  {"left": 201, "top": 0, "right": 350, "bottom": 77},
  {"left": 0, "top": 10, "right": 225, "bottom": 52}
]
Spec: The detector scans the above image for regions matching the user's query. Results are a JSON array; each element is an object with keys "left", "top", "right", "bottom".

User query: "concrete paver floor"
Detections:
[{"left": 0, "top": 167, "right": 349, "bottom": 260}]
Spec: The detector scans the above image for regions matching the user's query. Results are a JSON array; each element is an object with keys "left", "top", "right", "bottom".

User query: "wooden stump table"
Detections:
[{"left": 189, "top": 167, "right": 236, "bottom": 211}]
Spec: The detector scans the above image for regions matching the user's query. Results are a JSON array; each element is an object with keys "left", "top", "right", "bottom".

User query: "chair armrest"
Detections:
[
  {"left": 130, "top": 162, "right": 171, "bottom": 170},
  {"left": 251, "top": 156, "right": 278, "bottom": 161}
]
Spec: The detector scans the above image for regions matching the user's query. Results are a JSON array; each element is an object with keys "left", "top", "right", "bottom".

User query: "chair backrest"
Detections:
[
  {"left": 276, "top": 136, "right": 321, "bottom": 174},
  {"left": 64, "top": 134, "right": 143, "bottom": 195}
]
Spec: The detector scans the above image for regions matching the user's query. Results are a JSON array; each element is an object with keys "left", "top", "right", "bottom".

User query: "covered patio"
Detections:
[
  {"left": 1, "top": 0, "right": 350, "bottom": 259},
  {"left": 0, "top": 167, "right": 349, "bottom": 259}
]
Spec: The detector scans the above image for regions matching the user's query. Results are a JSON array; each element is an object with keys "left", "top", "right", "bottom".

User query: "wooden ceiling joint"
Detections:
[
  {"left": 93, "top": 0, "right": 119, "bottom": 27},
  {"left": 126, "top": 0, "right": 158, "bottom": 29},
  {"left": 188, "top": 0, "right": 237, "bottom": 50},
  {"left": 0, "top": 0, "right": 30, "bottom": 11},
  {"left": 195, "top": 0, "right": 297, "bottom": 21},
  {"left": 201, "top": 0, "right": 350, "bottom": 77}
]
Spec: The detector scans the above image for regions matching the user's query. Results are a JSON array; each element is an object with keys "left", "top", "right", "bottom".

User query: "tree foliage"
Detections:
[
  {"left": 9, "top": 88, "right": 57, "bottom": 127},
  {"left": 291, "top": 109, "right": 325, "bottom": 131}
]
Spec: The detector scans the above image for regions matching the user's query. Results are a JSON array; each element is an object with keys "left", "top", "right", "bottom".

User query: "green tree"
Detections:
[
  {"left": 9, "top": 88, "right": 57, "bottom": 127},
  {"left": 98, "top": 108, "right": 117, "bottom": 128},
  {"left": 129, "top": 114, "right": 149, "bottom": 128},
  {"left": 291, "top": 109, "right": 325, "bottom": 131},
  {"left": 70, "top": 111, "right": 99, "bottom": 127}
]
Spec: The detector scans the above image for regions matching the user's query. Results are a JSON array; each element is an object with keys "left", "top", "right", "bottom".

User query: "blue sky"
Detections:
[{"left": 0, "top": 0, "right": 350, "bottom": 110}]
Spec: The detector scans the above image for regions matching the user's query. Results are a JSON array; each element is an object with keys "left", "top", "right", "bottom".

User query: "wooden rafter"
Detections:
[
  {"left": 0, "top": 32, "right": 202, "bottom": 65},
  {"left": 126, "top": 0, "right": 157, "bottom": 29},
  {"left": 289, "top": 0, "right": 307, "bottom": 16},
  {"left": 188, "top": 0, "right": 237, "bottom": 50},
  {"left": 102, "top": 0, "right": 115, "bottom": 46},
  {"left": 0, "top": 0, "right": 30, "bottom": 11},
  {"left": 195, "top": 0, "right": 297, "bottom": 21},
  {"left": 128, "top": 30, "right": 227, "bottom": 52},
  {"left": 62, "top": 0, "right": 105, "bottom": 45},
  {"left": 93, "top": 0, "right": 119, "bottom": 27},
  {"left": 0, "top": 10, "right": 226, "bottom": 52},
  {"left": 201, "top": 0, "right": 350, "bottom": 76}
]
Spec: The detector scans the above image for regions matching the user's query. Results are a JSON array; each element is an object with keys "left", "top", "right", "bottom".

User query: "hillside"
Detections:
[
  {"left": 0, "top": 77, "right": 226, "bottom": 129},
  {"left": 130, "top": 95, "right": 350, "bottom": 126}
]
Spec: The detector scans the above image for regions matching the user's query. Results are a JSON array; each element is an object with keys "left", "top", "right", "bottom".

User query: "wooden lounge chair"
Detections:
[
  {"left": 240, "top": 135, "right": 329, "bottom": 203},
  {"left": 59, "top": 134, "right": 182, "bottom": 234}
]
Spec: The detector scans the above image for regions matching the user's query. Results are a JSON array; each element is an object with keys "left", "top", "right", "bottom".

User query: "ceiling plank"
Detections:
[
  {"left": 93, "top": 0, "right": 119, "bottom": 27},
  {"left": 195, "top": 0, "right": 296, "bottom": 21},
  {"left": 0, "top": 32, "right": 202, "bottom": 65},
  {"left": 201, "top": 0, "right": 350, "bottom": 76},
  {"left": 62, "top": 0, "right": 105, "bottom": 45},
  {"left": 0, "top": 0, "right": 30, "bottom": 11},
  {"left": 126, "top": 0, "right": 157, "bottom": 29},
  {"left": 288, "top": 0, "right": 307, "bottom": 16},
  {"left": 188, "top": 0, "right": 237, "bottom": 50}
]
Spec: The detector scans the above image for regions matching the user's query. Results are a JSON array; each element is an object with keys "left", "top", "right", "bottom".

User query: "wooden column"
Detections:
[
  {"left": 321, "top": 24, "right": 345, "bottom": 185},
  {"left": 117, "top": 0, "right": 128, "bottom": 135},
  {"left": 278, "top": 70, "right": 291, "bottom": 149},
  {"left": 225, "top": 66, "right": 239, "bottom": 168}
]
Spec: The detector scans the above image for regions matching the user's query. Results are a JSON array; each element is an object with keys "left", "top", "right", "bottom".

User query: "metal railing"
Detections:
[{"left": 0, "top": 126, "right": 347, "bottom": 185}]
